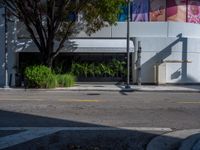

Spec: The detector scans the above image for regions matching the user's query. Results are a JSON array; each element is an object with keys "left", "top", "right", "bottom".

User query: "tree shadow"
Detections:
[{"left": 0, "top": 109, "right": 182, "bottom": 150}]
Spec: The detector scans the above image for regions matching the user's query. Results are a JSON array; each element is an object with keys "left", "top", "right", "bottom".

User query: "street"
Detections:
[
  {"left": 0, "top": 90, "right": 200, "bottom": 149},
  {"left": 0, "top": 90, "right": 199, "bottom": 130}
]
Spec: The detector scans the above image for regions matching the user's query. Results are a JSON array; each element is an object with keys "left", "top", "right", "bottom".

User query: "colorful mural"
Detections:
[
  {"left": 150, "top": 0, "right": 166, "bottom": 21},
  {"left": 118, "top": 5, "right": 128, "bottom": 22},
  {"left": 188, "top": 0, "right": 200, "bottom": 23},
  {"left": 167, "top": 0, "right": 187, "bottom": 22},
  {"left": 131, "top": 0, "right": 149, "bottom": 22},
  {"left": 118, "top": 0, "right": 200, "bottom": 24}
]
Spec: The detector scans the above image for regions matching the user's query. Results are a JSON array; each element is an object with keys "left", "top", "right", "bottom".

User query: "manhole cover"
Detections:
[
  {"left": 93, "top": 86, "right": 105, "bottom": 87},
  {"left": 87, "top": 93, "right": 101, "bottom": 96}
]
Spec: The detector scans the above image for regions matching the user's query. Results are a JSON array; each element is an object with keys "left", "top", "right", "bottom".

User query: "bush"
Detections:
[
  {"left": 24, "top": 65, "right": 57, "bottom": 88},
  {"left": 71, "top": 63, "right": 83, "bottom": 77},
  {"left": 24, "top": 65, "right": 76, "bottom": 88},
  {"left": 47, "top": 75, "right": 58, "bottom": 88},
  {"left": 56, "top": 74, "right": 76, "bottom": 87},
  {"left": 71, "top": 60, "right": 126, "bottom": 78}
]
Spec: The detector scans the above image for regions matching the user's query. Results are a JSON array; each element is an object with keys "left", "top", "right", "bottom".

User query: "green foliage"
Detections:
[
  {"left": 46, "top": 75, "right": 58, "bottom": 89},
  {"left": 83, "top": 0, "right": 125, "bottom": 34},
  {"left": 4, "top": 0, "right": 125, "bottom": 67},
  {"left": 71, "top": 63, "right": 84, "bottom": 77},
  {"left": 25, "top": 65, "right": 76, "bottom": 88},
  {"left": 56, "top": 74, "right": 64, "bottom": 86},
  {"left": 82, "top": 63, "right": 89, "bottom": 77},
  {"left": 24, "top": 65, "right": 57, "bottom": 88},
  {"left": 111, "top": 59, "right": 126, "bottom": 76},
  {"left": 94, "top": 65, "right": 102, "bottom": 77},
  {"left": 88, "top": 63, "right": 95, "bottom": 77},
  {"left": 71, "top": 59, "right": 126, "bottom": 78},
  {"left": 64, "top": 74, "right": 76, "bottom": 87},
  {"left": 99, "top": 63, "right": 114, "bottom": 77},
  {"left": 54, "top": 62, "right": 64, "bottom": 74},
  {"left": 56, "top": 74, "right": 76, "bottom": 87}
]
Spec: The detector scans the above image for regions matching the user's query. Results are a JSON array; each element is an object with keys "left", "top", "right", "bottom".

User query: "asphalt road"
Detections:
[{"left": 0, "top": 90, "right": 200, "bottom": 130}]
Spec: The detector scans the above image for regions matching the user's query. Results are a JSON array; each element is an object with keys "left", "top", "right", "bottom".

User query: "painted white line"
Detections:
[
  {"left": 0, "top": 127, "right": 172, "bottom": 132},
  {"left": 118, "top": 127, "right": 172, "bottom": 132},
  {"left": 0, "top": 128, "right": 60, "bottom": 150}
]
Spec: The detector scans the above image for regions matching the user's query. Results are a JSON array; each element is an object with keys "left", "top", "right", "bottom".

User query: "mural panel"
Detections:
[
  {"left": 167, "top": 0, "right": 187, "bottom": 22},
  {"left": 131, "top": 0, "right": 149, "bottom": 22},
  {"left": 188, "top": 0, "right": 200, "bottom": 23},
  {"left": 118, "top": 0, "right": 200, "bottom": 24},
  {"left": 150, "top": 0, "right": 166, "bottom": 21},
  {"left": 118, "top": 5, "right": 128, "bottom": 22}
]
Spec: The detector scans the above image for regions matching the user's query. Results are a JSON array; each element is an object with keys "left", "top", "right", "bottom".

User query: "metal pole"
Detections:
[
  {"left": 4, "top": 5, "right": 9, "bottom": 88},
  {"left": 125, "top": 0, "right": 131, "bottom": 89}
]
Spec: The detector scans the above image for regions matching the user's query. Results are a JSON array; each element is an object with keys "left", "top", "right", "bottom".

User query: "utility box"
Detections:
[{"left": 154, "top": 63, "right": 166, "bottom": 85}]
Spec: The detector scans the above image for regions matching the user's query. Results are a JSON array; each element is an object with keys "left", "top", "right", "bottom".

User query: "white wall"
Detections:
[
  {"left": 0, "top": 8, "right": 17, "bottom": 87},
  {"left": 18, "top": 22, "right": 200, "bottom": 39},
  {"left": 135, "top": 37, "right": 200, "bottom": 84},
  {"left": 76, "top": 22, "right": 200, "bottom": 39},
  {"left": 2, "top": 20, "right": 200, "bottom": 86}
]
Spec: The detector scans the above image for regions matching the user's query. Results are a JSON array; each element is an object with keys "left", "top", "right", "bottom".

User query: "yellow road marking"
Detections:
[
  {"left": 60, "top": 99, "right": 100, "bottom": 102},
  {"left": 0, "top": 98, "right": 100, "bottom": 102},
  {"left": 75, "top": 100, "right": 99, "bottom": 102},
  {"left": 0, "top": 99, "right": 44, "bottom": 101}
]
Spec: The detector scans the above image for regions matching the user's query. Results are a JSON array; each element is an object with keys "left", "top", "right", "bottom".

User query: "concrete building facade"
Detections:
[{"left": 1, "top": 1, "right": 200, "bottom": 86}]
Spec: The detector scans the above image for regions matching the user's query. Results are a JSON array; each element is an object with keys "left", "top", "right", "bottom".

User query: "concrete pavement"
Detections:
[
  {"left": 1, "top": 84, "right": 200, "bottom": 92},
  {"left": 62, "top": 84, "right": 200, "bottom": 92}
]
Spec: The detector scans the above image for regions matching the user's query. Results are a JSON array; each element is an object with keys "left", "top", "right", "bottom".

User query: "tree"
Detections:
[{"left": 3, "top": 0, "right": 124, "bottom": 67}]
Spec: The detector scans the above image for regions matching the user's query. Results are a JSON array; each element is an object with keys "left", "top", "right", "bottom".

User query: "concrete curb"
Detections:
[
  {"left": 0, "top": 85, "right": 200, "bottom": 93},
  {"left": 0, "top": 88, "right": 200, "bottom": 93},
  {"left": 147, "top": 129, "right": 200, "bottom": 150}
]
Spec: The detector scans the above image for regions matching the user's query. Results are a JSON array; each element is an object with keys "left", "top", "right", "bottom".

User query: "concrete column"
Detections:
[
  {"left": 131, "top": 37, "right": 136, "bottom": 84},
  {"left": 0, "top": 8, "right": 5, "bottom": 87},
  {"left": 136, "top": 41, "right": 142, "bottom": 86}
]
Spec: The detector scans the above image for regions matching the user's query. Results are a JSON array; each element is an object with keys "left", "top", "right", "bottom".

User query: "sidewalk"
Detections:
[
  {"left": 64, "top": 84, "right": 200, "bottom": 92},
  {"left": 1, "top": 84, "right": 200, "bottom": 92}
]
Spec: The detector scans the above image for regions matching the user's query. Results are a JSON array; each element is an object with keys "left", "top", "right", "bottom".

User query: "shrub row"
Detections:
[
  {"left": 24, "top": 65, "right": 75, "bottom": 88},
  {"left": 71, "top": 59, "right": 126, "bottom": 78}
]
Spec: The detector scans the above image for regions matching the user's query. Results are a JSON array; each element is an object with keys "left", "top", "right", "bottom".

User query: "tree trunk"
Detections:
[
  {"left": 41, "top": 41, "right": 55, "bottom": 68},
  {"left": 42, "top": 52, "right": 54, "bottom": 68},
  {"left": 47, "top": 58, "right": 53, "bottom": 68}
]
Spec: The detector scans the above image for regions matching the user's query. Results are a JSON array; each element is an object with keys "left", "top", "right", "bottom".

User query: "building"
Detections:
[{"left": 1, "top": 0, "right": 200, "bottom": 87}]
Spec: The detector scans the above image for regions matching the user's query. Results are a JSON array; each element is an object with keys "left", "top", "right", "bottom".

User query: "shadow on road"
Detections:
[{"left": 0, "top": 110, "right": 181, "bottom": 150}]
